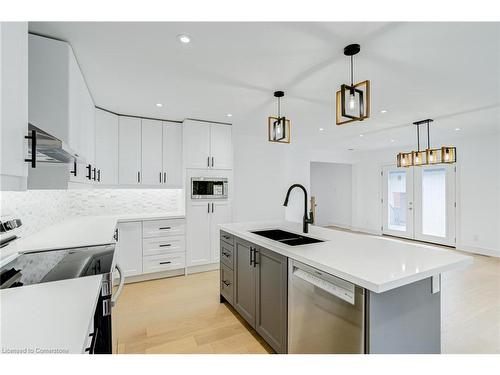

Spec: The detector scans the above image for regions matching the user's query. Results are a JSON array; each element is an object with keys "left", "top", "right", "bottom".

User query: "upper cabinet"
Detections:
[
  {"left": 162, "top": 121, "right": 183, "bottom": 187},
  {"left": 118, "top": 116, "right": 142, "bottom": 185},
  {"left": 95, "top": 109, "right": 119, "bottom": 185},
  {"left": 141, "top": 119, "right": 163, "bottom": 185},
  {"left": 0, "top": 22, "right": 28, "bottom": 191},
  {"left": 183, "top": 120, "right": 232, "bottom": 170}
]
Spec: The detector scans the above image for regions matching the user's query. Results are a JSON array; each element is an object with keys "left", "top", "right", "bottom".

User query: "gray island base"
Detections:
[{"left": 219, "top": 230, "right": 440, "bottom": 354}]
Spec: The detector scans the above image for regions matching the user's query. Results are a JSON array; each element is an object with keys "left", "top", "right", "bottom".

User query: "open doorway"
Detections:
[{"left": 310, "top": 162, "right": 352, "bottom": 228}]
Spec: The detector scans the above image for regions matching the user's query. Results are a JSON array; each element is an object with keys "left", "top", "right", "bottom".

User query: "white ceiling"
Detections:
[{"left": 28, "top": 22, "right": 500, "bottom": 151}]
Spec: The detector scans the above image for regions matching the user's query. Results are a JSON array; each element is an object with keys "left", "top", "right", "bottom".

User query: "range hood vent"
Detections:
[{"left": 25, "top": 123, "right": 83, "bottom": 167}]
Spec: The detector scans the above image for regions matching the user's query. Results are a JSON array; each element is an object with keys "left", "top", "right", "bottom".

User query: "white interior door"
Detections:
[
  {"left": 413, "top": 165, "right": 456, "bottom": 246},
  {"left": 382, "top": 166, "right": 414, "bottom": 239}
]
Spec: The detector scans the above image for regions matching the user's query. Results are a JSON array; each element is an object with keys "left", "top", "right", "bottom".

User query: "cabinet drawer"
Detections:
[
  {"left": 220, "top": 264, "right": 234, "bottom": 305},
  {"left": 143, "top": 253, "right": 185, "bottom": 274},
  {"left": 220, "top": 241, "right": 234, "bottom": 270},
  {"left": 220, "top": 231, "right": 234, "bottom": 246},
  {"left": 143, "top": 235, "right": 185, "bottom": 257},
  {"left": 142, "top": 219, "right": 185, "bottom": 238}
]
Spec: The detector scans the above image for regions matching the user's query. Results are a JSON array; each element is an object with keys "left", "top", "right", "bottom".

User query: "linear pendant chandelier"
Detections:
[
  {"left": 268, "top": 90, "right": 291, "bottom": 143},
  {"left": 397, "top": 119, "right": 457, "bottom": 167},
  {"left": 336, "top": 43, "right": 370, "bottom": 125}
]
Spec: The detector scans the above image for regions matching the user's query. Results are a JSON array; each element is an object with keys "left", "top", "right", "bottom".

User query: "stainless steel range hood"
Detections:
[{"left": 26, "top": 123, "right": 83, "bottom": 166}]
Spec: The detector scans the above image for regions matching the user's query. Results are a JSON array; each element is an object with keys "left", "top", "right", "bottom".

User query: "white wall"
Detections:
[
  {"left": 310, "top": 162, "right": 352, "bottom": 227},
  {"left": 351, "top": 133, "right": 500, "bottom": 255}
]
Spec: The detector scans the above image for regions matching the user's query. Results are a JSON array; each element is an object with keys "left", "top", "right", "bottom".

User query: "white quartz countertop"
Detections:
[
  {"left": 15, "top": 212, "right": 185, "bottom": 254},
  {"left": 0, "top": 275, "right": 102, "bottom": 354},
  {"left": 220, "top": 221, "right": 473, "bottom": 293}
]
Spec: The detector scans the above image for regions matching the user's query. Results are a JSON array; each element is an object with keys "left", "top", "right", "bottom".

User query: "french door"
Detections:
[{"left": 382, "top": 164, "right": 456, "bottom": 246}]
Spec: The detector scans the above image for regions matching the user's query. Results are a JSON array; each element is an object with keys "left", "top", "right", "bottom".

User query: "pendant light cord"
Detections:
[
  {"left": 416, "top": 124, "right": 420, "bottom": 152},
  {"left": 278, "top": 97, "right": 281, "bottom": 118},
  {"left": 350, "top": 55, "right": 354, "bottom": 86},
  {"left": 426, "top": 120, "right": 431, "bottom": 149}
]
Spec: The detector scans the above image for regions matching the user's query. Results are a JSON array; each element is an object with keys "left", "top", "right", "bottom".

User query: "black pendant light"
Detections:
[
  {"left": 336, "top": 44, "right": 371, "bottom": 125},
  {"left": 268, "top": 90, "right": 291, "bottom": 143}
]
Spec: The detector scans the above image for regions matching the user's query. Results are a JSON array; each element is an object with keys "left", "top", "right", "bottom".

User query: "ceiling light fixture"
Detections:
[
  {"left": 319, "top": 128, "right": 324, "bottom": 131},
  {"left": 268, "top": 91, "right": 290, "bottom": 144},
  {"left": 390, "top": 139, "right": 395, "bottom": 143},
  {"left": 177, "top": 34, "right": 191, "bottom": 44},
  {"left": 226, "top": 113, "right": 233, "bottom": 117},
  {"left": 397, "top": 119, "right": 456, "bottom": 167},
  {"left": 336, "top": 43, "right": 370, "bottom": 125},
  {"left": 156, "top": 103, "right": 163, "bottom": 108},
  {"left": 359, "top": 134, "right": 364, "bottom": 137},
  {"left": 454, "top": 127, "right": 461, "bottom": 131},
  {"left": 381, "top": 110, "right": 388, "bottom": 114}
]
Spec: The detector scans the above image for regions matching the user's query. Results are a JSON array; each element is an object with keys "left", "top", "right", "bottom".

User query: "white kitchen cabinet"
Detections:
[
  {"left": 210, "top": 124, "right": 233, "bottom": 170},
  {"left": 183, "top": 120, "right": 211, "bottom": 169},
  {"left": 95, "top": 108, "right": 119, "bottom": 185},
  {"left": 141, "top": 119, "right": 163, "bottom": 185},
  {"left": 210, "top": 201, "right": 233, "bottom": 263},
  {"left": 186, "top": 201, "right": 212, "bottom": 266},
  {"left": 183, "top": 120, "right": 232, "bottom": 170},
  {"left": 0, "top": 22, "right": 28, "bottom": 191},
  {"left": 187, "top": 200, "right": 232, "bottom": 266},
  {"left": 118, "top": 116, "right": 142, "bottom": 185},
  {"left": 162, "top": 121, "right": 183, "bottom": 187},
  {"left": 115, "top": 222, "right": 143, "bottom": 277}
]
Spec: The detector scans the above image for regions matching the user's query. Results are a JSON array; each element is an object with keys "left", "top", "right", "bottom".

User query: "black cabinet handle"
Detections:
[
  {"left": 159, "top": 172, "right": 162, "bottom": 183},
  {"left": 86, "top": 164, "right": 92, "bottom": 180},
  {"left": 207, "top": 156, "right": 210, "bottom": 167},
  {"left": 85, "top": 328, "right": 98, "bottom": 354},
  {"left": 159, "top": 244, "right": 171, "bottom": 247},
  {"left": 137, "top": 171, "right": 140, "bottom": 183},
  {"left": 207, "top": 203, "right": 210, "bottom": 213},
  {"left": 163, "top": 172, "right": 166, "bottom": 184},
  {"left": 24, "top": 129, "right": 37, "bottom": 168},
  {"left": 97, "top": 169, "right": 101, "bottom": 182},
  {"left": 70, "top": 160, "right": 77, "bottom": 176},
  {"left": 113, "top": 228, "right": 119, "bottom": 242},
  {"left": 249, "top": 247, "right": 254, "bottom": 266},
  {"left": 159, "top": 261, "right": 171, "bottom": 265},
  {"left": 253, "top": 249, "right": 259, "bottom": 267},
  {"left": 222, "top": 280, "right": 230, "bottom": 287},
  {"left": 92, "top": 167, "right": 96, "bottom": 181},
  {"left": 211, "top": 203, "right": 214, "bottom": 213},
  {"left": 159, "top": 226, "right": 171, "bottom": 230},
  {"left": 222, "top": 235, "right": 230, "bottom": 240},
  {"left": 222, "top": 251, "right": 230, "bottom": 258},
  {"left": 211, "top": 157, "right": 214, "bottom": 167}
]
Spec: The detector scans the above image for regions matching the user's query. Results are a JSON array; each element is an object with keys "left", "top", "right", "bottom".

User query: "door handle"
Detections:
[
  {"left": 86, "top": 164, "right": 92, "bottom": 180},
  {"left": 211, "top": 157, "right": 214, "bottom": 167}
]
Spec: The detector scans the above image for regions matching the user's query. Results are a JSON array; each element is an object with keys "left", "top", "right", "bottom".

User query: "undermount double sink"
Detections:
[{"left": 251, "top": 229, "right": 324, "bottom": 246}]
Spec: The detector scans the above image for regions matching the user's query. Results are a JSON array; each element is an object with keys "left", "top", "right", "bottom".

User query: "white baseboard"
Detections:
[
  {"left": 456, "top": 243, "right": 500, "bottom": 258},
  {"left": 123, "top": 268, "right": 185, "bottom": 284},
  {"left": 186, "top": 262, "right": 219, "bottom": 274}
]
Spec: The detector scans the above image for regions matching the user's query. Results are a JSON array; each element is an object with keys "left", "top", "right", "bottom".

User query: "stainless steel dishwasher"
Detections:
[{"left": 288, "top": 259, "right": 365, "bottom": 354}]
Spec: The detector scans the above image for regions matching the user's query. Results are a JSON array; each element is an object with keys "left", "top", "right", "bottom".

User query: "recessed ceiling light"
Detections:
[
  {"left": 319, "top": 128, "right": 324, "bottom": 131},
  {"left": 156, "top": 103, "right": 163, "bottom": 108},
  {"left": 348, "top": 148, "right": 354, "bottom": 151},
  {"left": 381, "top": 110, "right": 388, "bottom": 114},
  {"left": 226, "top": 113, "right": 233, "bottom": 117},
  {"left": 359, "top": 134, "right": 364, "bottom": 137},
  {"left": 454, "top": 127, "right": 461, "bottom": 131},
  {"left": 390, "top": 139, "right": 395, "bottom": 143},
  {"left": 177, "top": 34, "right": 191, "bottom": 44}
]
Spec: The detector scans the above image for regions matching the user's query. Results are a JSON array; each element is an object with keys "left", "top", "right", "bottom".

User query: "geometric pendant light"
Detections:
[
  {"left": 397, "top": 119, "right": 457, "bottom": 167},
  {"left": 268, "top": 90, "right": 291, "bottom": 143},
  {"left": 336, "top": 43, "right": 371, "bottom": 125}
]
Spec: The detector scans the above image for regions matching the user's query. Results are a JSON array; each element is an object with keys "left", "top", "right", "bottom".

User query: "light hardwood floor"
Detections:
[{"left": 113, "top": 250, "right": 500, "bottom": 354}]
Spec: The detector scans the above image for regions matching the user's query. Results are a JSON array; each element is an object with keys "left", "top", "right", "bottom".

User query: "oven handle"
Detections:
[{"left": 111, "top": 263, "right": 124, "bottom": 307}]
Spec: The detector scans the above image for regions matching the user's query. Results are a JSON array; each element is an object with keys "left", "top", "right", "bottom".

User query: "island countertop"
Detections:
[{"left": 219, "top": 221, "right": 473, "bottom": 293}]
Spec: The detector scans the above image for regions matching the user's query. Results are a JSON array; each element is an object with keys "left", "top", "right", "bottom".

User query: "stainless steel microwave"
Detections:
[{"left": 191, "top": 177, "right": 228, "bottom": 199}]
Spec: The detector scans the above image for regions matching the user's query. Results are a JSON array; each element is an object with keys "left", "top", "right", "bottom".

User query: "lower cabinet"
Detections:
[
  {"left": 221, "top": 233, "right": 288, "bottom": 353},
  {"left": 115, "top": 221, "right": 143, "bottom": 277}
]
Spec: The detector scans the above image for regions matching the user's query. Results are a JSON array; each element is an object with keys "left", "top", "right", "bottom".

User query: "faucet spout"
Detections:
[{"left": 283, "top": 184, "right": 314, "bottom": 233}]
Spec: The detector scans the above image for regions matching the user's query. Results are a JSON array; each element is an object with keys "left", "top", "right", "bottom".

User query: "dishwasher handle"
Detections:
[
  {"left": 111, "top": 263, "right": 125, "bottom": 307},
  {"left": 292, "top": 266, "right": 355, "bottom": 305}
]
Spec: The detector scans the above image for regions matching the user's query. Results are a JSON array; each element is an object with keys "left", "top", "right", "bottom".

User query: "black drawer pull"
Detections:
[
  {"left": 222, "top": 235, "right": 230, "bottom": 240},
  {"left": 222, "top": 251, "right": 231, "bottom": 257},
  {"left": 159, "top": 244, "right": 171, "bottom": 247},
  {"left": 222, "top": 280, "right": 231, "bottom": 286},
  {"left": 159, "top": 261, "right": 172, "bottom": 265},
  {"left": 159, "top": 226, "right": 171, "bottom": 230}
]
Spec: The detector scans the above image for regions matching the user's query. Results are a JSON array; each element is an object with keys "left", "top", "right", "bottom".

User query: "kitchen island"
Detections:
[{"left": 219, "top": 221, "right": 473, "bottom": 354}]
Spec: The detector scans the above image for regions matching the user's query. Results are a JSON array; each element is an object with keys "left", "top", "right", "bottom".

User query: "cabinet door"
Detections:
[
  {"left": 255, "top": 246, "right": 288, "bottom": 353},
  {"left": 234, "top": 238, "right": 256, "bottom": 327},
  {"left": 162, "top": 121, "right": 183, "bottom": 187},
  {"left": 141, "top": 119, "right": 163, "bottom": 185},
  {"left": 186, "top": 201, "right": 211, "bottom": 266},
  {"left": 115, "top": 222, "right": 143, "bottom": 277},
  {"left": 118, "top": 116, "right": 142, "bottom": 185},
  {"left": 183, "top": 120, "right": 210, "bottom": 169},
  {"left": 1, "top": 22, "right": 28, "bottom": 190},
  {"left": 210, "top": 124, "right": 232, "bottom": 169},
  {"left": 210, "top": 201, "right": 232, "bottom": 263},
  {"left": 95, "top": 109, "right": 119, "bottom": 185}
]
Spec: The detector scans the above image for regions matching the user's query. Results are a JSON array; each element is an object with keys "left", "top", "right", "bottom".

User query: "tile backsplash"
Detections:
[{"left": 0, "top": 189, "right": 184, "bottom": 239}]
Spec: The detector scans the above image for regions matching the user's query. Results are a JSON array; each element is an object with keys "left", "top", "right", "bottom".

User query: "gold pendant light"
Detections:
[
  {"left": 397, "top": 119, "right": 457, "bottom": 167},
  {"left": 336, "top": 44, "right": 370, "bottom": 125},
  {"left": 268, "top": 90, "right": 291, "bottom": 143}
]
